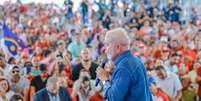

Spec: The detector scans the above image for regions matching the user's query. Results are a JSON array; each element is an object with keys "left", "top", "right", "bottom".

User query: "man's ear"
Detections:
[
  {"left": 116, "top": 44, "right": 121, "bottom": 54},
  {"left": 115, "top": 44, "right": 121, "bottom": 49}
]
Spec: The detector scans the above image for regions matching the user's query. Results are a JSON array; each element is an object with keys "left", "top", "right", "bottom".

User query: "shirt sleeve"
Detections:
[
  {"left": 103, "top": 68, "right": 131, "bottom": 101},
  {"left": 71, "top": 65, "right": 80, "bottom": 81},
  {"left": 23, "top": 78, "right": 30, "bottom": 89},
  {"left": 32, "top": 94, "right": 39, "bottom": 101},
  {"left": 67, "top": 43, "right": 74, "bottom": 56},
  {"left": 30, "top": 77, "right": 36, "bottom": 86},
  {"left": 174, "top": 75, "right": 182, "bottom": 91},
  {"left": 173, "top": 65, "right": 178, "bottom": 73},
  {"left": 73, "top": 80, "right": 80, "bottom": 92}
]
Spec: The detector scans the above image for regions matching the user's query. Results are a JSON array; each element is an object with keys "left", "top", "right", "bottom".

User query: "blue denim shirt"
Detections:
[{"left": 103, "top": 50, "right": 153, "bottom": 101}]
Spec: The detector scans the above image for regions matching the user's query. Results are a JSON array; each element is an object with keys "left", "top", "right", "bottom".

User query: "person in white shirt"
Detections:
[
  {"left": 155, "top": 65, "right": 182, "bottom": 101},
  {"left": 163, "top": 53, "right": 179, "bottom": 74},
  {"left": 7, "top": 65, "right": 30, "bottom": 101}
]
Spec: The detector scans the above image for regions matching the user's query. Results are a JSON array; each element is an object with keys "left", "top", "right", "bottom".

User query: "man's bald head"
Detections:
[{"left": 105, "top": 28, "right": 130, "bottom": 47}]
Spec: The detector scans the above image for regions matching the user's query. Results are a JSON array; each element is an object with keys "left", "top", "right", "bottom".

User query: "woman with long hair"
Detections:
[{"left": 0, "top": 77, "right": 14, "bottom": 101}]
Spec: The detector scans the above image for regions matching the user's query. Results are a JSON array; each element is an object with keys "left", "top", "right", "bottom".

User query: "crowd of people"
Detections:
[{"left": 0, "top": 0, "right": 201, "bottom": 101}]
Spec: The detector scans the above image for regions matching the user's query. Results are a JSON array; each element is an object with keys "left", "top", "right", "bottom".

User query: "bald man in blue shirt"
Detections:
[{"left": 96, "top": 28, "right": 153, "bottom": 101}]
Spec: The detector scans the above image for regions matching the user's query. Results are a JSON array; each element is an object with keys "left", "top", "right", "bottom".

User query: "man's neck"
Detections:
[
  {"left": 112, "top": 49, "right": 130, "bottom": 61},
  {"left": 47, "top": 87, "right": 58, "bottom": 96},
  {"left": 82, "top": 61, "right": 91, "bottom": 70},
  {"left": 12, "top": 78, "right": 20, "bottom": 83}
]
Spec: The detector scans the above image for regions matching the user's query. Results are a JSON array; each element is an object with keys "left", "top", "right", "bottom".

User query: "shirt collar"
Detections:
[
  {"left": 113, "top": 50, "right": 131, "bottom": 66},
  {"left": 166, "top": 71, "right": 172, "bottom": 79},
  {"left": 47, "top": 88, "right": 59, "bottom": 101}
]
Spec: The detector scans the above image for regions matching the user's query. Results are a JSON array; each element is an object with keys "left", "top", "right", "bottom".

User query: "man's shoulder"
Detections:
[
  {"left": 67, "top": 42, "right": 75, "bottom": 49},
  {"left": 59, "top": 87, "right": 70, "bottom": 94},
  {"left": 59, "top": 87, "right": 67, "bottom": 92},
  {"left": 59, "top": 87, "right": 72, "bottom": 98},
  {"left": 35, "top": 88, "right": 47, "bottom": 95},
  {"left": 73, "top": 80, "right": 81, "bottom": 87},
  {"left": 20, "top": 76, "right": 29, "bottom": 82},
  {"left": 121, "top": 53, "right": 142, "bottom": 63},
  {"left": 118, "top": 54, "right": 143, "bottom": 70},
  {"left": 129, "top": 55, "right": 143, "bottom": 64},
  {"left": 91, "top": 62, "right": 99, "bottom": 68},
  {"left": 59, "top": 87, "right": 72, "bottom": 101},
  {"left": 72, "top": 63, "right": 82, "bottom": 70},
  {"left": 112, "top": 65, "right": 131, "bottom": 80},
  {"left": 117, "top": 55, "right": 147, "bottom": 79},
  {"left": 167, "top": 72, "right": 179, "bottom": 79},
  {"left": 18, "top": 77, "right": 30, "bottom": 85},
  {"left": 91, "top": 62, "right": 98, "bottom": 66},
  {"left": 33, "top": 88, "right": 48, "bottom": 101}
]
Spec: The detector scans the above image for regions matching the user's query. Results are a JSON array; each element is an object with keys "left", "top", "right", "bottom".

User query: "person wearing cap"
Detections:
[
  {"left": 30, "top": 64, "right": 49, "bottom": 101},
  {"left": 7, "top": 65, "right": 30, "bottom": 101},
  {"left": 96, "top": 28, "right": 152, "bottom": 101}
]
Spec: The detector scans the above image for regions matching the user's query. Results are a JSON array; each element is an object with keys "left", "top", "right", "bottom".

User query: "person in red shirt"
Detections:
[{"left": 89, "top": 92, "right": 105, "bottom": 101}]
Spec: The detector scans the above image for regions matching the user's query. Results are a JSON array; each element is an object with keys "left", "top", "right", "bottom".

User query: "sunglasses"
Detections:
[
  {"left": 12, "top": 70, "right": 20, "bottom": 74},
  {"left": 58, "top": 43, "right": 64, "bottom": 46}
]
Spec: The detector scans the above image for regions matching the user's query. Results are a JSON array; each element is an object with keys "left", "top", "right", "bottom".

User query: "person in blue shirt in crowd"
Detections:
[{"left": 96, "top": 28, "right": 153, "bottom": 101}]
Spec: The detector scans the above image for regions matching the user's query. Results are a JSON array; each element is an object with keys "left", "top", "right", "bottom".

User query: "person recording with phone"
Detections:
[
  {"left": 71, "top": 69, "right": 95, "bottom": 101},
  {"left": 96, "top": 28, "right": 153, "bottom": 101}
]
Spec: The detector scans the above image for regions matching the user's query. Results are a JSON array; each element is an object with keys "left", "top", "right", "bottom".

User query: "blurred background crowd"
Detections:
[{"left": 0, "top": 0, "right": 201, "bottom": 101}]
